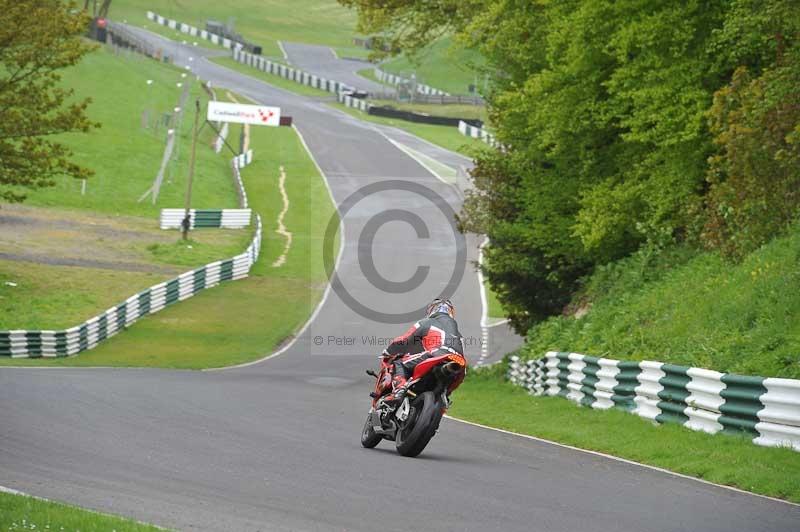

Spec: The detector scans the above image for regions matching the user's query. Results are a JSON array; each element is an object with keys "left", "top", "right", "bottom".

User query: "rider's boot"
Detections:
[{"left": 383, "top": 374, "right": 408, "bottom": 405}]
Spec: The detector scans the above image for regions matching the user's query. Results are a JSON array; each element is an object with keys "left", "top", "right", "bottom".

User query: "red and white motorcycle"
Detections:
[{"left": 361, "top": 351, "right": 466, "bottom": 457}]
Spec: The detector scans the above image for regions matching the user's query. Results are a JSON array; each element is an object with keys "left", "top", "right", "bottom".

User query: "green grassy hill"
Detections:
[
  {"left": 517, "top": 225, "right": 800, "bottom": 378},
  {"left": 32, "top": 48, "right": 234, "bottom": 216},
  {"left": 110, "top": 0, "right": 366, "bottom": 59},
  {"left": 380, "top": 37, "right": 484, "bottom": 96}
]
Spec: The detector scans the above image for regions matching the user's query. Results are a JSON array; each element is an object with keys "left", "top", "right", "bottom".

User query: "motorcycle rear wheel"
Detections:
[
  {"left": 361, "top": 411, "right": 382, "bottom": 448},
  {"left": 395, "top": 391, "right": 443, "bottom": 457}
]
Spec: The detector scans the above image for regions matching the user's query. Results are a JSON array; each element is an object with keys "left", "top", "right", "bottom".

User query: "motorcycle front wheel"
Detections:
[
  {"left": 361, "top": 411, "right": 382, "bottom": 448},
  {"left": 395, "top": 391, "right": 443, "bottom": 457}
]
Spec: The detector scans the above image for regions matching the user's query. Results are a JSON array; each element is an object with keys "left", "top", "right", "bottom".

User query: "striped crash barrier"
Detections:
[
  {"left": 0, "top": 216, "right": 262, "bottom": 358},
  {"left": 372, "top": 68, "right": 449, "bottom": 96},
  {"left": 458, "top": 120, "right": 499, "bottom": 147},
  {"left": 231, "top": 47, "right": 356, "bottom": 96},
  {"left": 234, "top": 149, "right": 253, "bottom": 169},
  {"left": 338, "top": 92, "right": 371, "bottom": 112},
  {"left": 159, "top": 209, "right": 252, "bottom": 229},
  {"left": 507, "top": 352, "right": 800, "bottom": 451},
  {"left": 147, "top": 11, "right": 235, "bottom": 49}
]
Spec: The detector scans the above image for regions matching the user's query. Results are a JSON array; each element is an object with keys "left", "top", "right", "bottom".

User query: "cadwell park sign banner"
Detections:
[{"left": 207, "top": 101, "right": 281, "bottom": 126}]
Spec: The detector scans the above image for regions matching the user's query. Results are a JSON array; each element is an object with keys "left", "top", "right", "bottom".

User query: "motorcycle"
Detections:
[{"left": 361, "top": 351, "right": 467, "bottom": 457}]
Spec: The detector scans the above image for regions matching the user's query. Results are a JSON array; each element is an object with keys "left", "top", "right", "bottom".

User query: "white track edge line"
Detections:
[
  {"left": 204, "top": 124, "right": 344, "bottom": 371},
  {"left": 374, "top": 130, "right": 450, "bottom": 186},
  {"left": 443, "top": 415, "right": 800, "bottom": 508},
  {"left": 375, "top": 123, "right": 472, "bottom": 165}
]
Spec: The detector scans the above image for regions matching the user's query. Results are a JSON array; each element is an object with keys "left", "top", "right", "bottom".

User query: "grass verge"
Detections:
[
  {"left": 381, "top": 37, "right": 484, "bottom": 96},
  {"left": 370, "top": 99, "right": 487, "bottom": 122},
  {"left": 356, "top": 67, "right": 385, "bottom": 86},
  {"left": 450, "top": 367, "right": 800, "bottom": 503},
  {"left": 0, "top": 491, "right": 165, "bottom": 532},
  {"left": 330, "top": 103, "right": 488, "bottom": 157},
  {"left": 485, "top": 284, "right": 506, "bottom": 320}
]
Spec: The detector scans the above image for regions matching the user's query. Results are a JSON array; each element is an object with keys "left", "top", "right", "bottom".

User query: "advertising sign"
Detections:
[{"left": 207, "top": 101, "right": 281, "bottom": 126}]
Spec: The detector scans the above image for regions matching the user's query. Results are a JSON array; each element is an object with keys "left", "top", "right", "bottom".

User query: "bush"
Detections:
[{"left": 522, "top": 226, "right": 800, "bottom": 378}]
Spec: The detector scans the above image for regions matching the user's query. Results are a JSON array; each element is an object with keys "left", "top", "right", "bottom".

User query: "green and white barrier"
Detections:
[
  {"left": 507, "top": 352, "right": 800, "bottom": 451},
  {"left": 159, "top": 209, "right": 252, "bottom": 229},
  {"left": 458, "top": 120, "right": 498, "bottom": 147},
  {"left": 146, "top": 11, "right": 235, "bottom": 49},
  {"left": 338, "top": 92, "right": 371, "bottom": 112},
  {"left": 231, "top": 47, "right": 356, "bottom": 95},
  {"left": 0, "top": 215, "right": 262, "bottom": 358},
  {"left": 373, "top": 68, "right": 449, "bottom": 96}
]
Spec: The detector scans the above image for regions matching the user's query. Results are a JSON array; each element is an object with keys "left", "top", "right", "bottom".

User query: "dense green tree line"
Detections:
[{"left": 343, "top": 0, "right": 800, "bottom": 333}]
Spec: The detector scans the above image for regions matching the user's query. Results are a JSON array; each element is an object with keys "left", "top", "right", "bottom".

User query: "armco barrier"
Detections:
[
  {"left": 0, "top": 215, "right": 262, "bottom": 358},
  {"left": 159, "top": 209, "right": 252, "bottom": 229},
  {"left": 231, "top": 47, "right": 356, "bottom": 96},
  {"left": 458, "top": 120, "right": 498, "bottom": 147},
  {"left": 507, "top": 352, "right": 800, "bottom": 451},
  {"left": 373, "top": 68, "right": 449, "bottom": 96},
  {"left": 147, "top": 11, "right": 236, "bottom": 50}
]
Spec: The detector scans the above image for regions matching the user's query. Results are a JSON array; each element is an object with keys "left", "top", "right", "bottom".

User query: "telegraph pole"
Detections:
[{"left": 182, "top": 99, "right": 201, "bottom": 241}]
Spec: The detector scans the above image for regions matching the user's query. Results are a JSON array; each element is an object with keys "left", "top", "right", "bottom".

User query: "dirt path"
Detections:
[{"left": 0, "top": 204, "right": 236, "bottom": 273}]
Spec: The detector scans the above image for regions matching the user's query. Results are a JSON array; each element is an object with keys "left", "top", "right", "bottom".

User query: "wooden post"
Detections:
[{"left": 182, "top": 99, "right": 201, "bottom": 241}]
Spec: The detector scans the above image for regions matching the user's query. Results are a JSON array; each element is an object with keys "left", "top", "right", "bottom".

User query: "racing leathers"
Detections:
[{"left": 381, "top": 312, "right": 466, "bottom": 402}]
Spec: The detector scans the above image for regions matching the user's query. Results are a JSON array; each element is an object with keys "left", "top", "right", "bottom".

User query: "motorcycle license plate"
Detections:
[{"left": 447, "top": 354, "right": 466, "bottom": 366}]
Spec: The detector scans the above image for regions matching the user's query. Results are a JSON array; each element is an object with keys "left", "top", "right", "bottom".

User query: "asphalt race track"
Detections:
[
  {"left": 1, "top": 29, "right": 798, "bottom": 531},
  {"left": 280, "top": 41, "right": 387, "bottom": 94}
]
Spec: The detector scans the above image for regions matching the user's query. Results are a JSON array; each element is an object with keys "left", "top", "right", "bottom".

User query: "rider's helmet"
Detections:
[{"left": 426, "top": 297, "right": 455, "bottom": 318}]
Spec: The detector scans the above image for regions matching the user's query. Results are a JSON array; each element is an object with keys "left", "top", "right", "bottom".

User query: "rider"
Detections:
[{"left": 381, "top": 297, "right": 466, "bottom": 404}]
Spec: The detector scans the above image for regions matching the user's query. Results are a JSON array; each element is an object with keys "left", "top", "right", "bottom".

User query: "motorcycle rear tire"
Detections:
[
  {"left": 395, "top": 391, "right": 442, "bottom": 457},
  {"left": 361, "top": 411, "right": 382, "bottom": 448}
]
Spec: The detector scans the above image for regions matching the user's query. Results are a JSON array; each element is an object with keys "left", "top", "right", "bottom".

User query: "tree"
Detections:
[
  {"left": 0, "top": 1, "right": 97, "bottom": 203},
  {"left": 701, "top": 0, "right": 800, "bottom": 258},
  {"left": 345, "top": 0, "right": 800, "bottom": 333}
]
